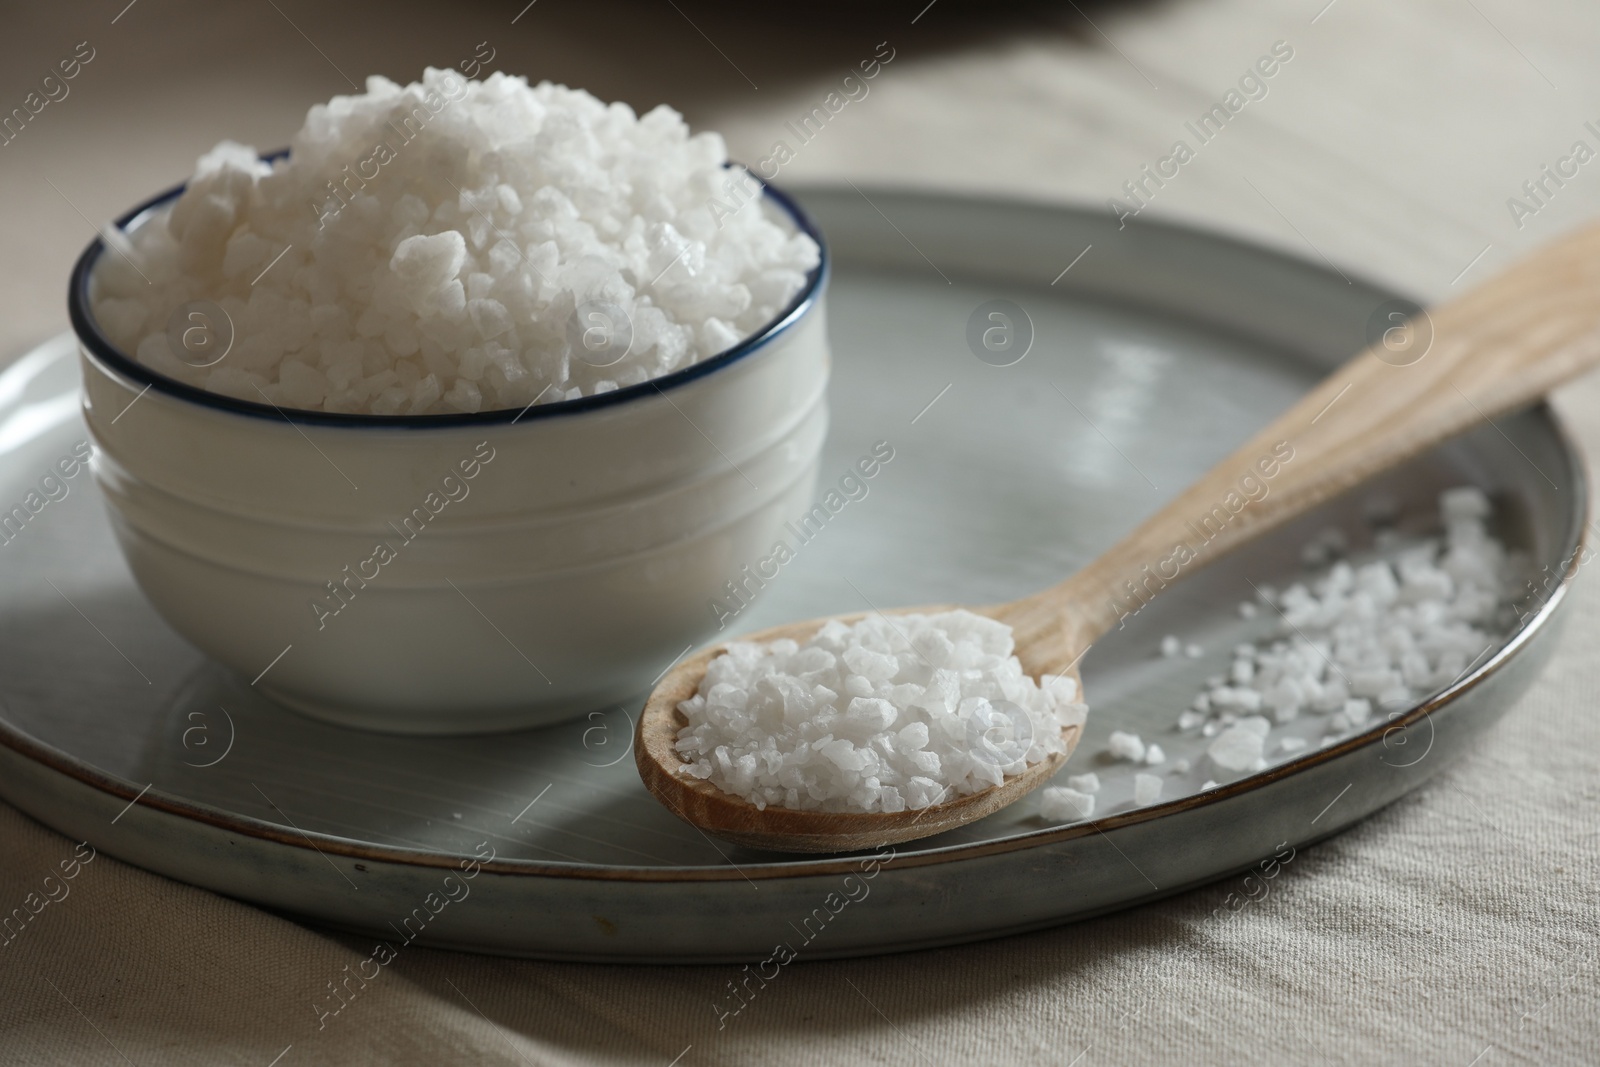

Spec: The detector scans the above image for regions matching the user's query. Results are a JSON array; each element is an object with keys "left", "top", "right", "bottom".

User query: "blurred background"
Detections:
[{"left": 3, "top": 0, "right": 1594, "bottom": 354}]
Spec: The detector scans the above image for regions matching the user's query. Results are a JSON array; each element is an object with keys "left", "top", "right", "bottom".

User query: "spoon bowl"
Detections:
[{"left": 636, "top": 607, "right": 1084, "bottom": 852}]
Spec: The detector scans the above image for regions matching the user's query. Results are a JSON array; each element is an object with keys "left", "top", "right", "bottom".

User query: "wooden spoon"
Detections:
[{"left": 637, "top": 221, "right": 1600, "bottom": 853}]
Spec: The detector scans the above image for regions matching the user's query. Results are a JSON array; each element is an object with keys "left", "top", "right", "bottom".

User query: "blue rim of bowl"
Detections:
[{"left": 67, "top": 151, "right": 829, "bottom": 429}]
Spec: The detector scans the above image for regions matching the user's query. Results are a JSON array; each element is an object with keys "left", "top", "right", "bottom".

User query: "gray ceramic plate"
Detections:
[{"left": 0, "top": 189, "right": 1583, "bottom": 963}]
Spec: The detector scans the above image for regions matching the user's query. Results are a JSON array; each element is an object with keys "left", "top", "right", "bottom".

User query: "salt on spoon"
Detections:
[{"left": 637, "top": 218, "right": 1600, "bottom": 852}]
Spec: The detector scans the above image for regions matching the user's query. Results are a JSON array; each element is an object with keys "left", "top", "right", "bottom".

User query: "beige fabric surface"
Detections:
[{"left": 3, "top": 1, "right": 1599, "bottom": 1063}]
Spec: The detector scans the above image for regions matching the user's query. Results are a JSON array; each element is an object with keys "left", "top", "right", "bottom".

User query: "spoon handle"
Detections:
[{"left": 1010, "top": 221, "right": 1600, "bottom": 665}]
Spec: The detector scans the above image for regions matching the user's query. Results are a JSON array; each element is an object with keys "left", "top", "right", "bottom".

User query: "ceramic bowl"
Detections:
[{"left": 68, "top": 174, "right": 830, "bottom": 734}]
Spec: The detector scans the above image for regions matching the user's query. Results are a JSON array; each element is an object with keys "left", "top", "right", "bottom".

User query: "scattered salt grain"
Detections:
[
  {"left": 1144, "top": 743, "right": 1166, "bottom": 766},
  {"left": 1238, "top": 601, "right": 1259, "bottom": 619},
  {"left": 1040, "top": 786, "right": 1096, "bottom": 822},
  {"left": 1441, "top": 486, "right": 1492, "bottom": 522},
  {"left": 1201, "top": 779, "right": 1220, "bottom": 790},
  {"left": 1066, "top": 772, "right": 1101, "bottom": 794},
  {"left": 95, "top": 71, "right": 820, "bottom": 414},
  {"left": 1276, "top": 737, "right": 1306, "bottom": 755},
  {"left": 1159, "top": 635, "right": 1181, "bottom": 658},
  {"left": 1238, "top": 716, "right": 1271, "bottom": 738},
  {"left": 1184, "top": 643, "right": 1204, "bottom": 659},
  {"left": 1134, "top": 773, "right": 1163, "bottom": 806},
  {"left": 1171, "top": 487, "right": 1519, "bottom": 770},
  {"left": 1107, "top": 731, "right": 1146, "bottom": 762},
  {"left": 1208, "top": 724, "right": 1266, "bottom": 772},
  {"left": 673, "top": 610, "right": 1085, "bottom": 813}
]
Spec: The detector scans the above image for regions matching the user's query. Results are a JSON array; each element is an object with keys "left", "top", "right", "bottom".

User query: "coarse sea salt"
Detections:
[
  {"left": 1066, "top": 772, "right": 1101, "bottom": 794},
  {"left": 1133, "top": 772, "right": 1163, "bottom": 806},
  {"left": 1040, "top": 786, "right": 1095, "bottom": 822},
  {"left": 1173, "top": 485, "right": 1521, "bottom": 778},
  {"left": 1041, "top": 486, "right": 1522, "bottom": 827},
  {"left": 1107, "top": 731, "right": 1145, "bottom": 762},
  {"left": 93, "top": 70, "right": 820, "bottom": 415},
  {"left": 1208, "top": 717, "right": 1270, "bottom": 772},
  {"left": 674, "top": 610, "right": 1086, "bottom": 814}
]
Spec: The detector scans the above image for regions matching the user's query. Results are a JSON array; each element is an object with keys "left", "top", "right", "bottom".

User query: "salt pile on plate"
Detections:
[
  {"left": 92, "top": 69, "right": 820, "bottom": 414},
  {"left": 1040, "top": 486, "right": 1521, "bottom": 826},
  {"left": 1183, "top": 486, "right": 1518, "bottom": 775},
  {"left": 674, "top": 610, "right": 1087, "bottom": 813}
]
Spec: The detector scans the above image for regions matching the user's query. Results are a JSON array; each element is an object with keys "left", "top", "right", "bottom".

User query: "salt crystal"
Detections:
[
  {"left": 1159, "top": 635, "right": 1181, "bottom": 658},
  {"left": 1441, "top": 486, "right": 1491, "bottom": 522},
  {"left": 1134, "top": 773, "right": 1162, "bottom": 806},
  {"left": 1208, "top": 724, "right": 1266, "bottom": 771},
  {"left": 1238, "top": 601, "right": 1259, "bottom": 619},
  {"left": 1107, "top": 731, "right": 1146, "bottom": 762},
  {"left": 1040, "top": 786, "right": 1095, "bottom": 822},
  {"left": 1184, "top": 643, "right": 1204, "bottom": 659},
  {"left": 1144, "top": 743, "right": 1166, "bottom": 766},
  {"left": 1066, "top": 772, "right": 1101, "bottom": 794}
]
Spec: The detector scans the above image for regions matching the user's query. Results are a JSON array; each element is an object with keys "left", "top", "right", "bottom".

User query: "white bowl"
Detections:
[{"left": 69, "top": 176, "right": 830, "bottom": 734}]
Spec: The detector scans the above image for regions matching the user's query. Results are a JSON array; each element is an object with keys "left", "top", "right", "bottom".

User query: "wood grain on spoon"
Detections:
[{"left": 638, "top": 220, "right": 1600, "bottom": 854}]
